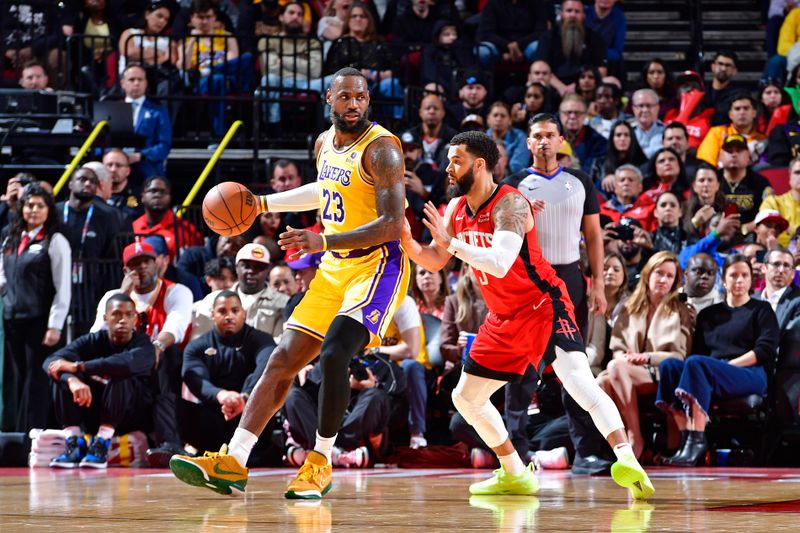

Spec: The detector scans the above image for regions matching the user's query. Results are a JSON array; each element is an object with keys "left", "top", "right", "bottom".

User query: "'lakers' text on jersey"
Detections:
[{"left": 315, "top": 122, "right": 401, "bottom": 246}]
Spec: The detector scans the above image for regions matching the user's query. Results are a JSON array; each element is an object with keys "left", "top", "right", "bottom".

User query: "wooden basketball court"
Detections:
[{"left": 2, "top": 466, "right": 800, "bottom": 531}]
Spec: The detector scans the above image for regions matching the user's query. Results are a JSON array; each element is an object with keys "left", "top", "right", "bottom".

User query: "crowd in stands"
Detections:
[{"left": 1, "top": 0, "right": 800, "bottom": 471}]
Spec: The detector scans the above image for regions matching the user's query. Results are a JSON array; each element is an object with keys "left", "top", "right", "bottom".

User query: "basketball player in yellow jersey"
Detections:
[{"left": 169, "top": 68, "right": 410, "bottom": 500}]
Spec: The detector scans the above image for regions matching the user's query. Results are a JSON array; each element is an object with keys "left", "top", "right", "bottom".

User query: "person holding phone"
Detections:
[{"left": 604, "top": 217, "right": 655, "bottom": 290}]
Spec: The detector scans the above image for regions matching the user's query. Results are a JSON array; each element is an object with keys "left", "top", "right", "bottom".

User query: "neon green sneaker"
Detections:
[
  {"left": 169, "top": 444, "right": 248, "bottom": 496},
  {"left": 469, "top": 463, "right": 539, "bottom": 496},
  {"left": 610, "top": 453, "right": 655, "bottom": 500}
]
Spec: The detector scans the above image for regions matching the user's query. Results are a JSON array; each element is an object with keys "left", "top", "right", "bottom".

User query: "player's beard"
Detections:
[
  {"left": 447, "top": 167, "right": 475, "bottom": 200},
  {"left": 561, "top": 20, "right": 585, "bottom": 59},
  {"left": 331, "top": 108, "right": 371, "bottom": 134}
]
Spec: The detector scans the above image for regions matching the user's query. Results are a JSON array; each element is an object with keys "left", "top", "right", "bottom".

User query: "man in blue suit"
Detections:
[{"left": 120, "top": 64, "right": 172, "bottom": 184}]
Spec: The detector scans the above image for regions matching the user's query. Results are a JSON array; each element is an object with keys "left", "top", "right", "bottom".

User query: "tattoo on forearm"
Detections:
[{"left": 493, "top": 193, "right": 529, "bottom": 236}]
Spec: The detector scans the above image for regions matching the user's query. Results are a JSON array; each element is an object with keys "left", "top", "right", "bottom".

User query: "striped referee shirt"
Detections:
[{"left": 504, "top": 166, "right": 599, "bottom": 265}]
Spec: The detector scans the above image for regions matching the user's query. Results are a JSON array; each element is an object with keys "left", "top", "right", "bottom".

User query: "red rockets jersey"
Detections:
[{"left": 450, "top": 185, "right": 574, "bottom": 317}]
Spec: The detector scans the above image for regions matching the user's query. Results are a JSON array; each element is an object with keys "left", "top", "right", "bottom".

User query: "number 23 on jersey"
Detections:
[{"left": 322, "top": 189, "right": 345, "bottom": 224}]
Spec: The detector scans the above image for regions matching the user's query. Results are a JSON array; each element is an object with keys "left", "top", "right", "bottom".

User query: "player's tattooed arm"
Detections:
[
  {"left": 325, "top": 136, "right": 406, "bottom": 250},
  {"left": 492, "top": 192, "right": 533, "bottom": 237}
]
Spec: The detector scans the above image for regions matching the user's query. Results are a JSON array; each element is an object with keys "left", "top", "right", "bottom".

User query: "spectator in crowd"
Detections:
[
  {"left": 598, "top": 251, "right": 693, "bottom": 458},
  {"left": 62, "top": 0, "right": 119, "bottom": 91},
  {"left": 662, "top": 122, "right": 700, "bottom": 182},
  {"left": 704, "top": 51, "right": 742, "bottom": 125},
  {"left": 767, "top": 70, "right": 800, "bottom": 165},
  {"left": 574, "top": 64, "right": 602, "bottom": 107},
  {"left": 534, "top": 0, "right": 606, "bottom": 91},
  {"left": 606, "top": 217, "right": 655, "bottom": 290},
  {"left": 400, "top": 130, "right": 447, "bottom": 221},
  {"left": 588, "top": 83, "right": 629, "bottom": 140},
  {"left": 446, "top": 72, "right": 490, "bottom": 129},
  {"left": 44, "top": 293, "right": 154, "bottom": 468},
  {"left": 587, "top": 251, "right": 630, "bottom": 376},
  {"left": 0, "top": 183, "right": 71, "bottom": 432},
  {"left": 439, "top": 265, "right": 488, "bottom": 365},
  {"left": 753, "top": 210, "right": 790, "bottom": 250},
  {"left": 193, "top": 243, "right": 289, "bottom": 340},
  {"left": 91, "top": 241, "right": 193, "bottom": 465},
  {"left": 18, "top": 60, "right": 51, "bottom": 90},
  {"left": 657, "top": 254, "right": 779, "bottom": 467},
  {"left": 718, "top": 134, "right": 774, "bottom": 226},
  {"left": 118, "top": 0, "right": 180, "bottom": 96},
  {"left": 317, "top": 0, "right": 353, "bottom": 53},
  {"left": 697, "top": 93, "right": 768, "bottom": 166},
  {"left": 179, "top": 0, "right": 252, "bottom": 137},
  {"left": 743, "top": 242, "right": 770, "bottom": 293},
  {"left": 475, "top": 0, "right": 552, "bottom": 67},
  {"left": 131, "top": 176, "right": 204, "bottom": 260},
  {"left": 683, "top": 164, "right": 727, "bottom": 243},
  {"left": 103, "top": 148, "right": 144, "bottom": 224},
  {"left": 678, "top": 210, "right": 742, "bottom": 270},
  {"left": 120, "top": 64, "right": 173, "bottom": 182},
  {"left": 265, "top": 159, "right": 316, "bottom": 233},
  {"left": 651, "top": 192, "right": 686, "bottom": 254},
  {"left": 260, "top": 1, "right": 324, "bottom": 124},
  {"left": 204, "top": 256, "right": 237, "bottom": 292},
  {"left": 392, "top": 0, "right": 444, "bottom": 47},
  {"left": 178, "top": 235, "right": 244, "bottom": 294},
  {"left": 403, "top": 93, "right": 456, "bottom": 169},
  {"left": 638, "top": 59, "right": 676, "bottom": 118},
  {"left": 682, "top": 252, "right": 723, "bottom": 312},
  {"left": 592, "top": 120, "right": 648, "bottom": 194},
  {"left": 420, "top": 20, "right": 476, "bottom": 95},
  {"left": 630, "top": 88, "right": 666, "bottom": 158},
  {"left": 664, "top": 70, "right": 714, "bottom": 149},
  {"left": 143, "top": 235, "right": 204, "bottom": 300},
  {"left": 323, "top": 2, "right": 403, "bottom": 118},
  {"left": 505, "top": 60, "right": 562, "bottom": 112},
  {"left": 82, "top": 161, "right": 113, "bottom": 205},
  {"left": 760, "top": 155, "right": 800, "bottom": 246},
  {"left": 754, "top": 247, "right": 800, "bottom": 424},
  {"left": 2, "top": 1, "right": 62, "bottom": 72},
  {"left": 282, "top": 251, "right": 322, "bottom": 319},
  {"left": 642, "top": 147, "right": 689, "bottom": 202},
  {"left": 559, "top": 94, "right": 607, "bottom": 175},
  {"left": 510, "top": 82, "right": 551, "bottom": 130},
  {"left": 0, "top": 172, "right": 36, "bottom": 231},
  {"left": 493, "top": 140, "right": 510, "bottom": 182},
  {"left": 269, "top": 262, "right": 300, "bottom": 297},
  {"left": 486, "top": 101, "right": 529, "bottom": 173},
  {"left": 599, "top": 164, "right": 655, "bottom": 231},
  {"left": 757, "top": 77, "right": 790, "bottom": 135},
  {"left": 584, "top": 0, "right": 626, "bottom": 75},
  {"left": 765, "top": 6, "right": 800, "bottom": 81},
  {"left": 180, "top": 290, "right": 277, "bottom": 458},
  {"left": 410, "top": 263, "right": 449, "bottom": 319}
]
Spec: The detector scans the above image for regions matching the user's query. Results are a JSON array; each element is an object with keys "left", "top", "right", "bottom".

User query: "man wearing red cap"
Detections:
[{"left": 90, "top": 241, "right": 194, "bottom": 466}]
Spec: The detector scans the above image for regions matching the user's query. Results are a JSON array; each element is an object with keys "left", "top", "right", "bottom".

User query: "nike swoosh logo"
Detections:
[
  {"left": 455, "top": 215, "right": 465, "bottom": 220},
  {"left": 213, "top": 463, "right": 240, "bottom": 476},
  {"left": 532, "top": 297, "right": 547, "bottom": 311}
]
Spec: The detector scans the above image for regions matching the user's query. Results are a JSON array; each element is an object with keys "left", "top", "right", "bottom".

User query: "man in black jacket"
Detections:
[
  {"left": 44, "top": 293, "right": 155, "bottom": 469},
  {"left": 179, "top": 290, "right": 278, "bottom": 463}
]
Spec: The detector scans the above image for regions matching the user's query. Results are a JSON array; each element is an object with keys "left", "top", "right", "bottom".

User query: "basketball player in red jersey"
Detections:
[{"left": 401, "top": 131, "right": 654, "bottom": 500}]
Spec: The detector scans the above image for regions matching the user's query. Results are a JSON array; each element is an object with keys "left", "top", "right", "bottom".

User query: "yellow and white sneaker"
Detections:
[
  {"left": 169, "top": 444, "right": 248, "bottom": 496},
  {"left": 284, "top": 450, "right": 333, "bottom": 500}
]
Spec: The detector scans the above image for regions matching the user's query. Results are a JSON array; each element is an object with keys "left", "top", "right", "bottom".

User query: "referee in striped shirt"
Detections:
[{"left": 503, "top": 113, "right": 611, "bottom": 474}]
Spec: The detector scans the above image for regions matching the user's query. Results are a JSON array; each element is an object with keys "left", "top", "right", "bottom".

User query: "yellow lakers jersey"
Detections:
[{"left": 315, "top": 123, "right": 401, "bottom": 244}]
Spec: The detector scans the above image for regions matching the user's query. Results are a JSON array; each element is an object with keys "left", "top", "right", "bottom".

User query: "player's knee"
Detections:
[
  {"left": 318, "top": 342, "right": 351, "bottom": 371},
  {"left": 452, "top": 387, "right": 480, "bottom": 420}
]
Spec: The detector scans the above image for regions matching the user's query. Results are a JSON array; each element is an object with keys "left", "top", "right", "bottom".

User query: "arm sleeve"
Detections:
[
  {"left": 265, "top": 182, "right": 320, "bottom": 213},
  {"left": 162, "top": 283, "right": 194, "bottom": 344},
  {"left": 447, "top": 230, "right": 523, "bottom": 279},
  {"left": 47, "top": 233, "right": 72, "bottom": 330},
  {"left": 83, "top": 335, "right": 155, "bottom": 377},
  {"left": 181, "top": 339, "right": 222, "bottom": 404}
]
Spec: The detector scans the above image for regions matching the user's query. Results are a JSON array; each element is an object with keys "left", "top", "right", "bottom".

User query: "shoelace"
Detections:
[{"left": 296, "top": 461, "right": 325, "bottom": 482}]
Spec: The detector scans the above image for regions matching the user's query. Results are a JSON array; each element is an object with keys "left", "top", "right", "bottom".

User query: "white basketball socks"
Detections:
[
  {"left": 228, "top": 427, "right": 258, "bottom": 467},
  {"left": 314, "top": 431, "right": 337, "bottom": 463}
]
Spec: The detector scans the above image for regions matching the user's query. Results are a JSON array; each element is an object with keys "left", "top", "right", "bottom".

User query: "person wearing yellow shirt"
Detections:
[
  {"left": 759, "top": 155, "right": 800, "bottom": 246},
  {"left": 697, "top": 92, "right": 767, "bottom": 167},
  {"left": 766, "top": 7, "right": 800, "bottom": 79}
]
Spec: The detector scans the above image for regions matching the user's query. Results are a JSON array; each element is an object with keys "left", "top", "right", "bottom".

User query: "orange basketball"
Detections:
[{"left": 202, "top": 182, "right": 258, "bottom": 237}]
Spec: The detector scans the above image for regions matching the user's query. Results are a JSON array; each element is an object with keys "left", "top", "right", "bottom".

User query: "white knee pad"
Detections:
[
  {"left": 552, "top": 348, "right": 624, "bottom": 438},
  {"left": 451, "top": 372, "right": 508, "bottom": 449}
]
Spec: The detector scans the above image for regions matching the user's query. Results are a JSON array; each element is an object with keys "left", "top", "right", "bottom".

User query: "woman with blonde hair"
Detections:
[{"left": 596, "top": 251, "right": 694, "bottom": 458}]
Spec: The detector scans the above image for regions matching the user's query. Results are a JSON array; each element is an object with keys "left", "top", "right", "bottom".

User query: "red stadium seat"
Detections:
[{"left": 759, "top": 167, "right": 790, "bottom": 194}]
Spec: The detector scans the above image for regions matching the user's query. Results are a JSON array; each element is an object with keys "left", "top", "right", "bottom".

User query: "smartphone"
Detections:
[
  {"left": 755, "top": 249, "right": 767, "bottom": 263},
  {"left": 724, "top": 203, "right": 739, "bottom": 217}
]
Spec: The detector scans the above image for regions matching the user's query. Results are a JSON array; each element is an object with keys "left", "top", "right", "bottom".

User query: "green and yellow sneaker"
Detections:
[
  {"left": 169, "top": 444, "right": 248, "bottom": 496},
  {"left": 469, "top": 463, "right": 539, "bottom": 496},
  {"left": 611, "top": 453, "right": 655, "bottom": 500}
]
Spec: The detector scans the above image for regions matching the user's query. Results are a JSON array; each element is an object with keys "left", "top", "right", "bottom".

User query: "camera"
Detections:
[
  {"left": 612, "top": 225, "right": 634, "bottom": 241},
  {"left": 349, "top": 356, "right": 370, "bottom": 381}
]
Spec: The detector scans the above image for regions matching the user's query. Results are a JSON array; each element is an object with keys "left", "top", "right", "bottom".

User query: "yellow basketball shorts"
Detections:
[{"left": 285, "top": 240, "right": 410, "bottom": 348}]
